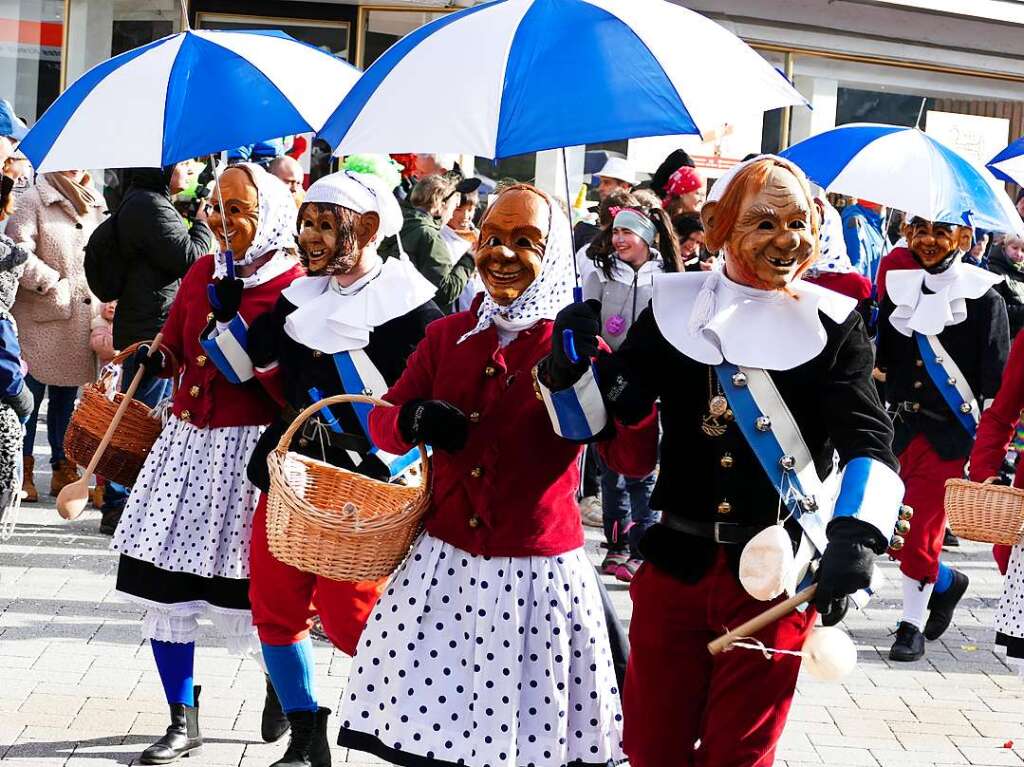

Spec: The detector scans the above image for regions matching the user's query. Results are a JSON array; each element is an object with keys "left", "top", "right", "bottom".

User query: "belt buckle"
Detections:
[
  {"left": 714, "top": 521, "right": 730, "bottom": 544},
  {"left": 301, "top": 417, "right": 323, "bottom": 443}
]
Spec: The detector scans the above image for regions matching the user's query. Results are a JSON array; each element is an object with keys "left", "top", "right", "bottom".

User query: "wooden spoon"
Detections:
[
  {"left": 707, "top": 583, "right": 817, "bottom": 655},
  {"left": 57, "top": 333, "right": 165, "bottom": 521}
]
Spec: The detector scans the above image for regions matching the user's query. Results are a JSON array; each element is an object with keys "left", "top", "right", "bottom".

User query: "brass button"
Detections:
[
  {"left": 717, "top": 501, "right": 732, "bottom": 515},
  {"left": 470, "top": 467, "right": 484, "bottom": 478},
  {"left": 484, "top": 365, "right": 497, "bottom": 377},
  {"left": 468, "top": 515, "right": 481, "bottom": 529},
  {"left": 913, "top": 381, "right": 922, "bottom": 389},
  {"left": 180, "top": 410, "right": 191, "bottom": 421},
  {"left": 911, "top": 402, "right": 921, "bottom": 413},
  {"left": 207, "top": 312, "right": 214, "bottom": 322},
  {"left": 915, "top": 359, "right": 924, "bottom": 368},
  {"left": 313, "top": 351, "right": 323, "bottom": 359},
  {"left": 190, "top": 385, "right": 200, "bottom": 397},
  {"left": 196, "top": 355, "right": 207, "bottom": 367},
  {"left": 468, "top": 411, "right": 480, "bottom": 423},
  {"left": 720, "top": 453, "right": 733, "bottom": 469}
]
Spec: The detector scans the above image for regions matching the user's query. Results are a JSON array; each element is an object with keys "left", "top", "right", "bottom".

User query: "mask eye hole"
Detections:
[
  {"left": 516, "top": 237, "right": 533, "bottom": 248},
  {"left": 757, "top": 220, "right": 774, "bottom": 231},
  {"left": 788, "top": 220, "right": 806, "bottom": 230},
  {"left": 486, "top": 236, "right": 501, "bottom": 247}
]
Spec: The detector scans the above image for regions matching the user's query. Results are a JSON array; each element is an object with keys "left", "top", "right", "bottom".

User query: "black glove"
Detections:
[
  {"left": 549, "top": 299, "right": 601, "bottom": 387},
  {"left": 2, "top": 383, "right": 33, "bottom": 423},
  {"left": 398, "top": 399, "right": 469, "bottom": 453},
  {"left": 814, "top": 518, "right": 878, "bottom": 619},
  {"left": 132, "top": 344, "right": 167, "bottom": 377},
  {"left": 208, "top": 277, "right": 244, "bottom": 323},
  {"left": 0, "top": 233, "right": 28, "bottom": 272}
]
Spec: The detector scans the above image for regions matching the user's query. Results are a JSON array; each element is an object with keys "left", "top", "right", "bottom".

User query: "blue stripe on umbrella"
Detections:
[
  {"left": 318, "top": 0, "right": 505, "bottom": 152},
  {"left": 495, "top": 0, "right": 696, "bottom": 157},
  {"left": 929, "top": 137, "right": 1002, "bottom": 228},
  {"left": 988, "top": 137, "right": 1024, "bottom": 184},
  {"left": 780, "top": 123, "right": 902, "bottom": 187},
  {"left": 18, "top": 36, "right": 169, "bottom": 166},
  {"left": 161, "top": 34, "right": 307, "bottom": 166}
]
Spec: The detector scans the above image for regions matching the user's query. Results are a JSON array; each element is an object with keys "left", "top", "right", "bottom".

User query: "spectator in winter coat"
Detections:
[
  {"left": 989, "top": 236, "right": 1024, "bottom": 339},
  {"left": 7, "top": 170, "right": 105, "bottom": 502},
  {"left": 89, "top": 162, "right": 213, "bottom": 535},
  {"left": 380, "top": 174, "right": 472, "bottom": 313}
]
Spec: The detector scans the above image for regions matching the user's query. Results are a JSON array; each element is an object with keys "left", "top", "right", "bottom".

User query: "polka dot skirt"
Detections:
[
  {"left": 338, "top": 533, "right": 625, "bottom": 767},
  {"left": 112, "top": 416, "right": 265, "bottom": 580},
  {"left": 996, "top": 543, "right": 1024, "bottom": 660}
]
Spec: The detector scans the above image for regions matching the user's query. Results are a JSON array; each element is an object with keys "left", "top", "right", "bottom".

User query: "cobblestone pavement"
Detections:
[{"left": 1, "top": 460, "right": 1023, "bottom": 766}]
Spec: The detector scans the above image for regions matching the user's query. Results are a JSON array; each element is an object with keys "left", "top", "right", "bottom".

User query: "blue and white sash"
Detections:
[
  {"left": 331, "top": 349, "right": 422, "bottom": 479},
  {"left": 914, "top": 332, "right": 979, "bottom": 437}
]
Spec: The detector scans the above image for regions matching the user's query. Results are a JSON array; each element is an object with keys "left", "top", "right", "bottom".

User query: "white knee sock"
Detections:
[{"left": 901, "top": 574, "right": 935, "bottom": 630}]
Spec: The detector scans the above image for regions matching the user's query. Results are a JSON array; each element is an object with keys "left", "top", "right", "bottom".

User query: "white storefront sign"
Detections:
[{"left": 925, "top": 111, "right": 1010, "bottom": 167}]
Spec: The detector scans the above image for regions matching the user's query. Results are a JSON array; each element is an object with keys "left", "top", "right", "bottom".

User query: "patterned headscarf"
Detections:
[
  {"left": 458, "top": 189, "right": 575, "bottom": 344},
  {"left": 213, "top": 162, "right": 297, "bottom": 277},
  {"left": 806, "top": 198, "right": 855, "bottom": 275}
]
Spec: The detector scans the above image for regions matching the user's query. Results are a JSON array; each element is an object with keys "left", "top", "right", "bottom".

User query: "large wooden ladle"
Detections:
[
  {"left": 57, "top": 333, "right": 164, "bottom": 521},
  {"left": 708, "top": 584, "right": 817, "bottom": 655}
]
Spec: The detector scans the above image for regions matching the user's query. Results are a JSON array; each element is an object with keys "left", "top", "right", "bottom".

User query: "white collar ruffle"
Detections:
[
  {"left": 282, "top": 256, "right": 436, "bottom": 354},
  {"left": 652, "top": 271, "right": 856, "bottom": 371},
  {"left": 886, "top": 260, "right": 1000, "bottom": 337}
]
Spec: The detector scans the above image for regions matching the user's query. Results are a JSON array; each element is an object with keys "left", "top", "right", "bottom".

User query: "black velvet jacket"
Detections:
[
  {"left": 245, "top": 294, "right": 441, "bottom": 491},
  {"left": 595, "top": 306, "right": 898, "bottom": 583},
  {"left": 876, "top": 289, "right": 1009, "bottom": 461}
]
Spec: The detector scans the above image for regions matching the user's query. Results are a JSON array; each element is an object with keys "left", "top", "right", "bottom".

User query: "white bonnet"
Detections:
[{"left": 304, "top": 170, "right": 403, "bottom": 239}]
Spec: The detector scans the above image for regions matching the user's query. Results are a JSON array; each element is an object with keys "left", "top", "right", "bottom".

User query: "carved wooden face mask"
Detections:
[
  {"left": 902, "top": 218, "right": 967, "bottom": 270},
  {"left": 722, "top": 166, "right": 819, "bottom": 291},
  {"left": 297, "top": 202, "right": 381, "bottom": 277},
  {"left": 475, "top": 188, "right": 549, "bottom": 306},
  {"left": 209, "top": 167, "right": 259, "bottom": 260}
]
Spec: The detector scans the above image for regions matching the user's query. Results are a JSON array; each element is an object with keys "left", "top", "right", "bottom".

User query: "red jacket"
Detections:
[
  {"left": 875, "top": 247, "right": 919, "bottom": 302},
  {"left": 804, "top": 271, "right": 872, "bottom": 302},
  {"left": 368, "top": 306, "right": 592, "bottom": 557},
  {"left": 157, "top": 253, "right": 303, "bottom": 429}
]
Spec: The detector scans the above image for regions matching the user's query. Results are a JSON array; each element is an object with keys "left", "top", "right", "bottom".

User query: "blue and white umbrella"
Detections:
[
  {"left": 20, "top": 29, "right": 360, "bottom": 173},
  {"left": 318, "top": 0, "right": 805, "bottom": 159},
  {"left": 781, "top": 123, "right": 1023, "bottom": 235},
  {"left": 987, "top": 138, "right": 1024, "bottom": 187}
]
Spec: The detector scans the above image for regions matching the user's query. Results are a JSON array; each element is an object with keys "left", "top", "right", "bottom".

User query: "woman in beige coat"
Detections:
[{"left": 6, "top": 171, "right": 104, "bottom": 500}]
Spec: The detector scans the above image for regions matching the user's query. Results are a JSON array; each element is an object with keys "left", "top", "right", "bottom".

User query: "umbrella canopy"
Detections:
[
  {"left": 781, "top": 123, "right": 1023, "bottom": 235},
  {"left": 988, "top": 137, "right": 1024, "bottom": 187},
  {"left": 318, "top": 0, "right": 805, "bottom": 159},
  {"left": 20, "top": 30, "right": 360, "bottom": 173}
]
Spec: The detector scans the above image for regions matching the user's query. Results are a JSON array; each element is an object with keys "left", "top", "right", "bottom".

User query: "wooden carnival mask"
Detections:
[
  {"left": 475, "top": 186, "right": 549, "bottom": 306},
  {"left": 902, "top": 217, "right": 969, "bottom": 270},
  {"left": 209, "top": 166, "right": 259, "bottom": 260},
  {"left": 297, "top": 201, "right": 380, "bottom": 276},
  {"left": 702, "top": 159, "right": 821, "bottom": 291}
]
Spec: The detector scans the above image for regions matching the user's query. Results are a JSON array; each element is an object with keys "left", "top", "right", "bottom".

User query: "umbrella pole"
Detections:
[
  {"left": 561, "top": 147, "right": 581, "bottom": 296},
  {"left": 209, "top": 153, "right": 235, "bottom": 280}
]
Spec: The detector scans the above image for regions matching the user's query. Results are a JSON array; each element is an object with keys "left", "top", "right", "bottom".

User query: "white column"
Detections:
[
  {"left": 534, "top": 145, "right": 585, "bottom": 207},
  {"left": 64, "top": 0, "right": 115, "bottom": 85},
  {"left": 789, "top": 75, "right": 838, "bottom": 145}
]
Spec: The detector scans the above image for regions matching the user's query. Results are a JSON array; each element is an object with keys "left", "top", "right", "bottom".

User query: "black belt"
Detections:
[
  {"left": 660, "top": 515, "right": 764, "bottom": 546},
  {"left": 280, "top": 407, "right": 371, "bottom": 455}
]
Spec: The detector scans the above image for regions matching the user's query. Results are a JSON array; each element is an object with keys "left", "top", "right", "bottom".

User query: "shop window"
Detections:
[
  {"left": 358, "top": 8, "right": 450, "bottom": 68},
  {"left": 837, "top": 87, "right": 936, "bottom": 127},
  {"left": 1, "top": 0, "right": 63, "bottom": 122},
  {"left": 196, "top": 12, "right": 350, "bottom": 60}
]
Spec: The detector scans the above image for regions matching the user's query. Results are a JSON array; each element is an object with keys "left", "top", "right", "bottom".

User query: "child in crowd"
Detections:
[
  {"left": 583, "top": 202, "right": 681, "bottom": 581},
  {"left": 89, "top": 300, "right": 117, "bottom": 507}
]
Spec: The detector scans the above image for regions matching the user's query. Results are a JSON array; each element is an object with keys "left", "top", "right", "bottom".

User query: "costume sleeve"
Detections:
[
  {"left": 367, "top": 324, "right": 439, "bottom": 456},
  {"left": 247, "top": 297, "right": 290, "bottom": 405},
  {"left": 980, "top": 290, "right": 1011, "bottom": 404},
  {"left": 873, "top": 296, "right": 896, "bottom": 372},
  {"left": 970, "top": 331, "right": 1024, "bottom": 482},
  {"left": 821, "top": 313, "right": 904, "bottom": 550}
]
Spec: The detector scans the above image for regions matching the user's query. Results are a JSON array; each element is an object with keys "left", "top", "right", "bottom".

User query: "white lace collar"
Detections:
[
  {"left": 886, "top": 260, "right": 1000, "bottom": 337},
  {"left": 281, "top": 256, "right": 436, "bottom": 353},
  {"left": 651, "top": 271, "right": 856, "bottom": 371}
]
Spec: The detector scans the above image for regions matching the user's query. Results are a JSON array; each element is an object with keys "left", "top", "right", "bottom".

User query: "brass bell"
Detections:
[
  {"left": 899, "top": 504, "right": 914, "bottom": 521},
  {"left": 889, "top": 535, "right": 905, "bottom": 551},
  {"left": 723, "top": 409, "right": 734, "bottom": 422},
  {"left": 959, "top": 402, "right": 972, "bottom": 414},
  {"left": 779, "top": 455, "right": 796, "bottom": 471},
  {"left": 717, "top": 501, "right": 732, "bottom": 515},
  {"left": 895, "top": 519, "right": 911, "bottom": 535},
  {"left": 755, "top": 416, "right": 772, "bottom": 432},
  {"left": 720, "top": 453, "right": 734, "bottom": 469},
  {"left": 731, "top": 372, "right": 748, "bottom": 388}
]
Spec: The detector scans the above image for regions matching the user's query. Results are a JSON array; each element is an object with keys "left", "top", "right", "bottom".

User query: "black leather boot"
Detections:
[
  {"left": 262, "top": 675, "right": 290, "bottom": 743},
  {"left": 889, "top": 621, "right": 925, "bottom": 662},
  {"left": 925, "top": 568, "right": 969, "bottom": 641},
  {"left": 271, "top": 707, "right": 331, "bottom": 767},
  {"left": 140, "top": 685, "right": 203, "bottom": 764}
]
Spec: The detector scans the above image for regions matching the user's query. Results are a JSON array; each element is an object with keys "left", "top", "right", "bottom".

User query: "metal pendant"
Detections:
[
  {"left": 709, "top": 395, "right": 729, "bottom": 417},
  {"left": 701, "top": 414, "right": 727, "bottom": 438}
]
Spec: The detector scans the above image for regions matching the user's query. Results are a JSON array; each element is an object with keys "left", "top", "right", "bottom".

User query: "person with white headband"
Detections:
[
  {"left": 582, "top": 203, "right": 680, "bottom": 582},
  {"left": 539, "top": 155, "right": 905, "bottom": 765},
  {"left": 209, "top": 168, "right": 442, "bottom": 767},
  {"left": 110, "top": 163, "right": 304, "bottom": 765}
]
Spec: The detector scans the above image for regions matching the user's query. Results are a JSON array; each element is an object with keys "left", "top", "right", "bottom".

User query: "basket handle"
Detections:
[{"left": 276, "top": 394, "right": 429, "bottom": 485}]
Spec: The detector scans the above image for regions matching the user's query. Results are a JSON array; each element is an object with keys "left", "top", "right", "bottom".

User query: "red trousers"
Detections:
[
  {"left": 891, "top": 435, "right": 965, "bottom": 582},
  {"left": 249, "top": 495, "right": 384, "bottom": 655},
  {"left": 624, "top": 554, "right": 816, "bottom": 767}
]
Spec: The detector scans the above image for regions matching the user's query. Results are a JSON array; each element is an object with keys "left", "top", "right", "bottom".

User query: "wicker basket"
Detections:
[
  {"left": 944, "top": 477, "right": 1024, "bottom": 545},
  {"left": 265, "top": 394, "right": 430, "bottom": 581},
  {"left": 64, "top": 341, "right": 177, "bottom": 487}
]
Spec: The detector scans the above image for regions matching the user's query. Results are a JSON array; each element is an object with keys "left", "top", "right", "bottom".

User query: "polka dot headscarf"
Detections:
[
  {"left": 213, "top": 162, "right": 297, "bottom": 277},
  {"left": 458, "top": 188, "right": 575, "bottom": 344}
]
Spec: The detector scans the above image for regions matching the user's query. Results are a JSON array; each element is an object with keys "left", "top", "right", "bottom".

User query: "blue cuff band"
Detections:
[
  {"left": 832, "top": 456, "right": 904, "bottom": 542},
  {"left": 538, "top": 366, "right": 608, "bottom": 441},
  {"left": 200, "top": 314, "right": 253, "bottom": 384}
]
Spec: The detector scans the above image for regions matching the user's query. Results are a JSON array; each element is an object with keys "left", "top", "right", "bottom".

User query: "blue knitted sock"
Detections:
[
  {"left": 151, "top": 640, "right": 195, "bottom": 707},
  {"left": 262, "top": 639, "right": 318, "bottom": 713},
  {"left": 934, "top": 562, "right": 955, "bottom": 594}
]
